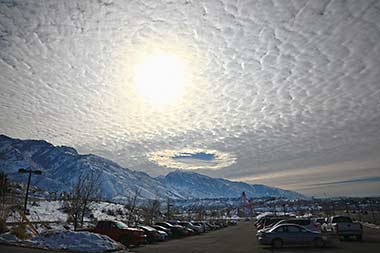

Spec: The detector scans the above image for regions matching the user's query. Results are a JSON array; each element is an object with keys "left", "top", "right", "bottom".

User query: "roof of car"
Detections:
[{"left": 139, "top": 225, "right": 156, "bottom": 231}]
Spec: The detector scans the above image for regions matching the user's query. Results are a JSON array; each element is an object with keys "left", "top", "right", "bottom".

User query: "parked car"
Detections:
[
  {"left": 205, "top": 222, "right": 218, "bottom": 230},
  {"left": 155, "top": 229, "right": 168, "bottom": 241},
  {"left": 151, "top": 225, "right": 173, "bottom": 238},
  {"left": 192, "top": 221, "right": 208, "bottom": 232},
  {"left": 256, "top": 224, "right": 326, "bottom": 248},
  {"left": 228, "top": 220, "right": 238, "bottom": 226},
  {"left": 87, "top": 220, "right": 146, "bottom": 246},
  {"left": 155, "top": 222, "right": 188, "bottom": 237},
  {"left": 167, "top": 220, "right": 181, "bottom": 225},
  {"left": 322, "top": 215, "right": 363, "bottom": 240},
  {"left": 179, "top": 221, "right": 203, "bottom": 234},
  {"left": 138, "top": 225, "right": 162, "bottom": 243}
]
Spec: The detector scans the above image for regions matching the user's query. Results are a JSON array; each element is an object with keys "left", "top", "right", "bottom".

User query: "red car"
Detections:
[{"left": 90, "top": 220, "right": 146, "bottom": 246}]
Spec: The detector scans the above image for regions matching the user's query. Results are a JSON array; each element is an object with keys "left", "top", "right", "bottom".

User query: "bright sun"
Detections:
[{"left": 133, "top": 52, "right": 189, "bottom": 106}]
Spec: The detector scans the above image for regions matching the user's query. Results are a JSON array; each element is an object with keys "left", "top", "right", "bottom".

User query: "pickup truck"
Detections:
[
  {"left": 322, "top": 216, "right": 363, "bottom": 240},
  {"left": 87, "top": 220, "right": 146, "bottom": 246}
]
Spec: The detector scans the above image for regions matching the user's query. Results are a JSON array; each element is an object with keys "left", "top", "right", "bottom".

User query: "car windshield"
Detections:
[{"left": 115, "top": 221, "right": 128, "bottom": 229}]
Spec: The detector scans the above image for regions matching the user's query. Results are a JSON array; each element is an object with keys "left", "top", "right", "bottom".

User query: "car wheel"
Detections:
[
  {"left": 272, "top": 238, "right": 283, "bottom": 248},
  {"left": 356, "top": 235, "right": 362, "bottom": 241},
  {"left": 313, "top": 238, "right": 324, "bottom": 248}
]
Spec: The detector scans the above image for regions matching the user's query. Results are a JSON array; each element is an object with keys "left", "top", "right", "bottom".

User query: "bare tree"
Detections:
[
  {"left": 125, "top": 188, "right": 141, "bottom": 226},
  {"left": 0, "top": 172, "right": 12, "bottom": 233},
  {"left": 143, "top": 199, "right": 161, "bottom": 225},
  {"left": 64, "top": 172, "right": 102, "bottom": 230}
]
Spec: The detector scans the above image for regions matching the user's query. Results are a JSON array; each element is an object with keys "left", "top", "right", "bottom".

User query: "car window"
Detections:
[
  {"left": 296, "top": 220, "right": 310, "bottom": 225},
  {"left": 332, "top": 217, "right": 352, "bottom": 223},
  {"left": 273, "top": 226, "right": 285, "bottom": 233},
  {"left": 103, "top": 222, "right": 112, "bottom": 229},
  {"left": 287, "top": 225, "right": 301, "bottom": 233},
  {"left": 115, "top": 221, "right": 128, "bottom": 229}
]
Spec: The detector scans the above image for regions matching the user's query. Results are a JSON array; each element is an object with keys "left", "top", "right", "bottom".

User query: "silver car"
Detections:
[{"left": 256, "top": 224, "right": 326, "bottom": 248}]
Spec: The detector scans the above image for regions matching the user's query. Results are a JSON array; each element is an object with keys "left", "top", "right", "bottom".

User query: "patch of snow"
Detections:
[
  {"left": 30, "top": 230, "right": 125, "bottom": 252},
  {"left": 28, "top": 200, "right": 67, "bottom": 222}
]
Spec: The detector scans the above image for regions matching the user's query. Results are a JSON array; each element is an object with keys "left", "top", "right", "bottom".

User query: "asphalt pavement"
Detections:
[
  {"left": 134, "top": 222, "right": 380, "bottom": 253},
  {"left": 1, "top": 222, "right": 380, "bottom": 253}
]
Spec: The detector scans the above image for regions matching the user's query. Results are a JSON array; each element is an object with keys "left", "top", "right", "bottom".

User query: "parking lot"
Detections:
[{"left": 134, "top": 222, "right": 380, "bottom": 253}]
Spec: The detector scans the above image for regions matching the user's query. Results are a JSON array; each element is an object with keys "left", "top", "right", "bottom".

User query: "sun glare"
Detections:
[{"left": 133, "top": 52, "right": 189, "bottom": 106}]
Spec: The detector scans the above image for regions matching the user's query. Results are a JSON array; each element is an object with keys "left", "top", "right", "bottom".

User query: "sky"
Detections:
[{"left": 0, "top": 0, "right": 380, "bottom": 197}]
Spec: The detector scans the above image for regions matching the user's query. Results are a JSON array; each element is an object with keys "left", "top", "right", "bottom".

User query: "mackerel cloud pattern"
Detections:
[{"left": 0, "top": 0, "right": 380, "bottom": 196}]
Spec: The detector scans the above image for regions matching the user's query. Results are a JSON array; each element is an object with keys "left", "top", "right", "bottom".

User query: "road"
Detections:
[
  {"left": 134, "top": 222, "right": 380, "bottom": 253},
  {"left": 1, "top": 222, "right": 379, "bottom": 253},
  {"left": 0, "top": 245, "right": 64, "bottom": 253}
]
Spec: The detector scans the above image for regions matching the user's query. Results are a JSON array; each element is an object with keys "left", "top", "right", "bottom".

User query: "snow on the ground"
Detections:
[
  {"left": 6, "top": 200, "right": 130, "bottom": 224},
  {"left": 28, "top": 200, "right": 67, "bottom": 222},
  {"left": 30, "top": 230, "right": 125, "bottom": 252},
  {"left": 92, "top": 201, "right": 129, "bottom": 221},
  {"left": 6, "top": 200, "right": 67, "bottom": 223}
]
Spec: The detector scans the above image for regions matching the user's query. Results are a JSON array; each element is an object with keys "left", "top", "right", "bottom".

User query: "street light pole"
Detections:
[{"left": 18, "top": 168, "right": 42, "bottom": 214}]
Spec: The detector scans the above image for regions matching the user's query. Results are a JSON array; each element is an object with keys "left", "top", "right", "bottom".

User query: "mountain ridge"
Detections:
[{"left": 0, "top": 134, "right": 305, "bottom": 200}]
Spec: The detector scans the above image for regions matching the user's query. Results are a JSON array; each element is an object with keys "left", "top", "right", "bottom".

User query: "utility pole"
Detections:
[{"left": 18, "top": 168, "right": 42, "bottom": 214}]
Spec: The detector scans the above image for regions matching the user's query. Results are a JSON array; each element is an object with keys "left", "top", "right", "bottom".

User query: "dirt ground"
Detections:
[{"left": 133, "top": 222, "right": 380, "bottom": 253}]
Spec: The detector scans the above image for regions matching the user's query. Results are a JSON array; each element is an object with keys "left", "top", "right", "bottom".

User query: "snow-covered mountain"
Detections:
[
  {"left": 0, "top": 134, "right": 179, "bottom": 200},
  {"left": 0, "top": 135, "right": 305, "bottom": 200},
  {"left": 159, "top": 170, "right": 305, "bottom": 199}
]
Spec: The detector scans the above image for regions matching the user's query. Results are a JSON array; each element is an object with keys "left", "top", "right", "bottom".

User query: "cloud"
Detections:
[{"left": 1, "top": 0, "right": 380, "bottom": 196}]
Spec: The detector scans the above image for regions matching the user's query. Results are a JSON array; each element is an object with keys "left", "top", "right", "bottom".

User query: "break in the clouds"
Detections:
[
  {"left": 1, "top": 0, "right": 380, "bottom": 197},
  {"left": 149, "top": 149, "right": 236, "bottom": 170}
]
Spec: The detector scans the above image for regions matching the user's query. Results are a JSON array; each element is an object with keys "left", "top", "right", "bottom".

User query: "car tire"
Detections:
[
  {"left": 313, "top": 238, "right": 324, "bottom": 248},
  {"left": 272, "top": 238, "right": 283, "bottom": 248},
  {"left": 356, "top": 235, "right": 362, "bottom": 241}
]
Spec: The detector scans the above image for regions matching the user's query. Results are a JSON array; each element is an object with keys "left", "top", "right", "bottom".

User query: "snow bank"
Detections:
[{"left": 30, "top": 230, "right": 125, "bottom": 252}]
